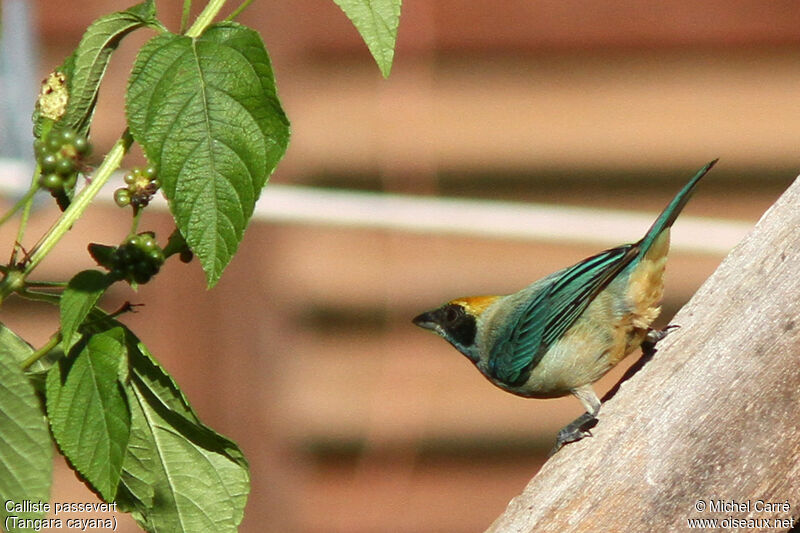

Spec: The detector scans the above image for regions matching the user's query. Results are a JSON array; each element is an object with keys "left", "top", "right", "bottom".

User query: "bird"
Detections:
[{"left": 412, "top": 159, "right": 718, "bottom": 453}]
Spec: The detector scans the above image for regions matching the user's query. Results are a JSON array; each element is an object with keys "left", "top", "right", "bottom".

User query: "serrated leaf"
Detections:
[
  {"left": 110, "top": 326, "right": 249, "bottom": 532},
  {"left": 46, "top": 328, "right": 130, "bottom": 501},
  {"left": 53, "top": 0, "right": 159, "bottom": 136},
  {"left": 333, "top": 0, "right": 402, "bottom": 77},
  {"left": 126, "top": 22, "right": 290, "bottom": 287},
  {"left": 0, "top": 324, "right": 53, "bottom": 532},
  {"left": 60, "top": 270, "right": 112, "bottom": 351}
]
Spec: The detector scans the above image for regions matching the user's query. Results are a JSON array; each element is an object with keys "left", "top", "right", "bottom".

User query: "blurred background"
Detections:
[{"left": 1, "top": 1, "right": 798, "bottom": 531}]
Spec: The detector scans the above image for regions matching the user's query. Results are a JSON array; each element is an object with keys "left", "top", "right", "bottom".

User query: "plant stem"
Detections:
[
  {"left": 130, "top": 207, "right": 143, "bottom": 235},
  {"left": 22, "top": 330, "right": 61, "bottom": 370},
  {"left": 180, "top": 0, "right": 192, "bottom": 33},
  {"left": 11, "top": 188, "right": 38, "bottom": 263},
  {"left": 186, "top": 0, "right": 226, "bottom": 38},
  {"left": 162, "top": 227, "right": 188, "bottom": 258},
  {"left": 225, "top": 0, "right": 253, "bottom": 22},
  {"left": 2, "top": 171, "right": 39, "bottom": 265},
  {"left": 18, "top": 288, "right": 60, "bottom": 305},
  {"left": 0, "top": 130, "right": 133, "bottom": 305},
  {"left": 25, "top": 280, "right": 68, "bottom": 288},
  {"left": 11, "top": 180, "right": 39, "bottom": 265},
  {"left": 0, "top": 178, "right": 37, "bottom": 229}
]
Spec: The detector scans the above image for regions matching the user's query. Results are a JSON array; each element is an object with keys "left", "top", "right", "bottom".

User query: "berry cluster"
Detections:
[
  {"left": 114, "top": 165, "right": 159, "bottom": 210},
  {"left": 34, "top": 128, "right": 91, "bottom": 204},
  {"left": 89, "top": 232, "right": 165, "bottom": 285}
]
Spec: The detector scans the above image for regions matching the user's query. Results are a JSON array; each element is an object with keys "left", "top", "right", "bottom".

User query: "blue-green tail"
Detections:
[{"left": 638, "top": 159, "right": 718, "bottom": 255}]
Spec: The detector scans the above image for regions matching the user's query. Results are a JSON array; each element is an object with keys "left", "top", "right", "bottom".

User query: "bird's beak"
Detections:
[{"left": 412, "top": 311, "right": 437, "bottom": 331}]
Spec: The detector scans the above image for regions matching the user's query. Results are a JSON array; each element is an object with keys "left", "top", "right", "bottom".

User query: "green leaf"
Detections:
[
  {"left": 126, "top": 22, "right": 291, "bottom": 287},
  {"left": 46, "top": 328, "right": 130, "bottom": 501},
  {"left": 0, "top": 324, "right": 53, "bottom": 532},
  {"left": 333, "top": 0, "right": 402, "bottom": 77},
  {"left": 112, "top": 327, "right": 249, "bottom": 532},
  {"left": 60, "top": 270, "right": 112, "bottom": 351},
  {"left": 55, "top": 0, "right": 160, "bottom": 136}
]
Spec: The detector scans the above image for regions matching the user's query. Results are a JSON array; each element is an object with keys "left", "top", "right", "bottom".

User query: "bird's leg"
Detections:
[
  {"left": 550, "top": 384, "right": 601, "bottom": 455},
  {"left": 641, "top": 324, "right": 679, "bottom": 358}
]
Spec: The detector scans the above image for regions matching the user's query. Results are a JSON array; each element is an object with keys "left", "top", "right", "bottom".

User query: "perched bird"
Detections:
[{"left": 413, "top": 160, "right": 718, "bottom": 453}]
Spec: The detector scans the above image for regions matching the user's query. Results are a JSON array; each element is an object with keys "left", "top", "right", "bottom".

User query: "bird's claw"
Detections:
[
  {"left": 641, "top": 324, "right": 680, "bottom": 358},
  {"left": 646, "top": 324, "right": 679, "bottom": 343},
  {"left": 549, "top": 412, "right": 598, "bottom": 456}
]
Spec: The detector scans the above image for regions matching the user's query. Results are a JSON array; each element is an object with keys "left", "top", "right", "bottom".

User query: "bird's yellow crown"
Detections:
[{"left": 450, "top": 295, "right": 502, "bottom": 317}]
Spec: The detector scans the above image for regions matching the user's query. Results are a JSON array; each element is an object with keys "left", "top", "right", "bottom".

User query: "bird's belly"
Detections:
[{"left": 517, "top": 319, "right": 648, "bottom": 398}]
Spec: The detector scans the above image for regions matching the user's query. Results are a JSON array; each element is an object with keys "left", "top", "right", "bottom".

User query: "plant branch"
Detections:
[
  {"left": 2, "top": 174, "right": 39, "bottom": 265},
  {"left": 225, "top": 0, "right": 253, "bottom": 22},
  {"left": 180, "top": 0, "right": 192, "bottom": 33},
  {"left": 17, "top": 288, "right": 60, "bottom": 305},
  {"left": 13, "top": 186, "right": 37, "bottom": 265},
  {"left": 24, "top": 280, "right": 67, "bottom": 288},
  {"left": 185, "top": 0, "right": 225, "bottom": 38},
  {"left": 22, "top": 330, "right": 61, "bottom": 370},
  {"left": 0, "top": 177, "right": 38, "bottom": 229},
  {"left": 130, "top": 207, "right": 143, "bottom": 235}
]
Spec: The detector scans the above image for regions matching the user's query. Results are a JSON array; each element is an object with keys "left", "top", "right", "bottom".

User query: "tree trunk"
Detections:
[{"left": 487, "top": 176, "right": 800, "bottom": 532}]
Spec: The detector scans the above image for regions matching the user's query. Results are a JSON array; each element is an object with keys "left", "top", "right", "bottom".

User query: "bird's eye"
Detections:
[{"left": 444, "top": 305, "right": 460, "bottom": 323}]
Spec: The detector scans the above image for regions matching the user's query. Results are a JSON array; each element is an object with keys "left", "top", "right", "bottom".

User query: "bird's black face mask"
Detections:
[{"left": 413, "top": 304, "right": 478, "bottom": 362}]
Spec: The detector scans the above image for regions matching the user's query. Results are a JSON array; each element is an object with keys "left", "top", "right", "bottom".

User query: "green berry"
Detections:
[
  {"left": 116, "top": 245, "right": 131, "bottom": 263},
  {"left": 40, "top": 173, "right": 62, "bottom": 190},
  {"left": 114, "top": 188, "right": 131, "bottom": 207},
  {"left": 73, "top": 135, "right": 91, "bottom": 155},
  {"left": 40, "top": 153, "right": 58, "bottom": 173},
  {"left": 89, "top": 233, "right": 164, "bottom": 284},
  {"left": 34, "top": 139, "right": 47, "bottom": 158},
  {"left": 60, "top": 129, "right": 76, "bottom": 144},
  {"left": 123, "top": 172, "right": 136, "bottom": 185},
  {"left": 144, "top": 165, "right": 158, "bottom": 180},
  {"left": 46, "top": 134, "right": 62, "bottom": 153},
  {"left": 55, "top": 157, "right": 75, "bottom": 176}
]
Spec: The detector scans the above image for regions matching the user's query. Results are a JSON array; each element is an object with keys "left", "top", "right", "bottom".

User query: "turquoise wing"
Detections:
[
  {"left": 487, "top": 160, "right": 717, "bottom": 387},
  {"left": 488, "top": 243, "right": 639, "bottom": 386}
]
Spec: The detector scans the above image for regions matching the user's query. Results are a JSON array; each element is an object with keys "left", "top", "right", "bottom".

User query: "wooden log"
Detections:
[{"left": 487, "top": 176, "right": 800, "bottom": 532}]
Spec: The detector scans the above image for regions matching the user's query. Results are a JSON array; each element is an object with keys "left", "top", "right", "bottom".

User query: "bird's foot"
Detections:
[
  {"left": 641, "top": 324, "right": 680, "bottom": 358},
  {"left": 549, "top": 412, "right": 598, "bottom": 456}
]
